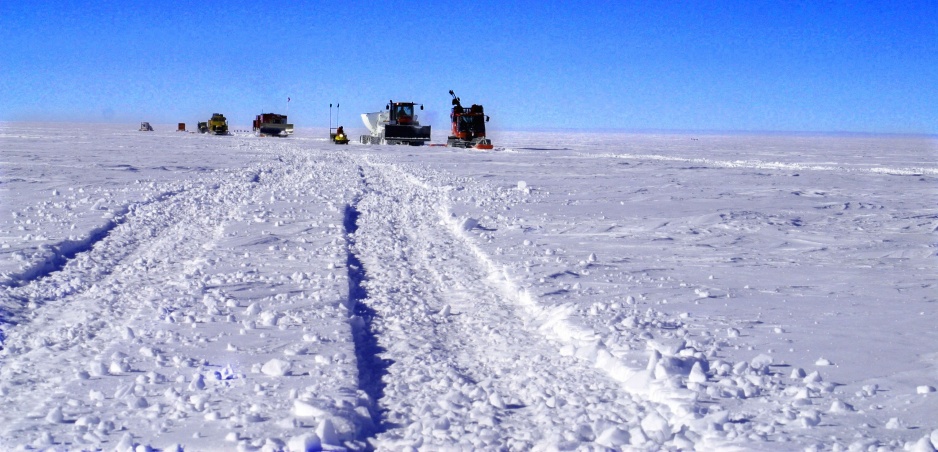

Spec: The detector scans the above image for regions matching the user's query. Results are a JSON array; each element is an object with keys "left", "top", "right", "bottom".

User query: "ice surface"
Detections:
[{"left": 0, "top": 123, "right": 936, "bottom": 450}]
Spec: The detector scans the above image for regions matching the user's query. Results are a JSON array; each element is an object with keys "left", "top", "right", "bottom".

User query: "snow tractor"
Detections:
[
  {"left": 360, "top": 100, "right": 431, "bottom": 146},
  {"left": 253, "top": 113, "right": 294, "bottom": 137},
  {"left": 199, "top": 113, "right": 229, "bottom": 135},
  {"left": 447, "top": 90, "right": 492, "bottom": 149},
  {"left": 139, "top": 122, "right": 153, "bottom": 131},
  {"left": 329, "top": 103, "right": 349, "bottom": 144}
]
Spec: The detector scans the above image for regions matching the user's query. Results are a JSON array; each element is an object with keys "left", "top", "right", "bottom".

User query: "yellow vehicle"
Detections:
[{"left": 199, "top": 113, "right": 229, "bottom": 135}]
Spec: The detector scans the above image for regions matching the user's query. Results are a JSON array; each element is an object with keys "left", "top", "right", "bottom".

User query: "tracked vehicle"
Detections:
[
  {"left": 447, "top": 90, "right": 492, "bottom": 149},
  {"left": 360, "top": 100, "right": 431, "bottom": 146},
  {"left": 198, "top": 113, "right": 230, "bottom": 135},
  {"left": 253, "top": 113, "right": 294, "bottom": 137}
]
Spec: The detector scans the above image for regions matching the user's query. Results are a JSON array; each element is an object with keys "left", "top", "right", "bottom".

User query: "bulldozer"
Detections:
[
  {"left": 360, "top": 100, "right": 431, "bottom": 146},
  {"left": 253, "top": 113, "right": 294, "bottom": 137},
  {"left": 447, "top": 90, "right": 492, "bottom": 149},
  {"left": 198, "top": 113, "right": 229, "bottom": 135}
]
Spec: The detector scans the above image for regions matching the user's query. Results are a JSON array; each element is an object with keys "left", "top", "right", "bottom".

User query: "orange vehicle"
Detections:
[{"left": 447, "top": 90, "right": 493, "bottom": 149}]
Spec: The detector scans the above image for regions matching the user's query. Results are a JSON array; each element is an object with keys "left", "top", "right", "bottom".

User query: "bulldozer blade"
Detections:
[{"left": 384, "top": 125, "right": 431, "bottom": 143}]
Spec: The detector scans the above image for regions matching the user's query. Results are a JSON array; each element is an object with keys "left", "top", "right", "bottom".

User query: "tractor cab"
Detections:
[
  {"left": 389, "top": 102, "right": 419, "bottom": 125},
  {"left": 360, "top": 100, "right": 431, "bottom": 145},
  {"left": 453, "top": 104, "right": 487, "bottom": 139}
]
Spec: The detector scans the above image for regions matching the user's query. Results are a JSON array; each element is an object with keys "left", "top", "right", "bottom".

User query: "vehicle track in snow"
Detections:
[
  {"left": 0, "top": 159, "right": 271, "bottom": 438},
  {"left": 346, "top": 155, "right": 683, "bottom": 449},
  {"left": 0, "top": 141, "right": 368, "bottom": 449}
]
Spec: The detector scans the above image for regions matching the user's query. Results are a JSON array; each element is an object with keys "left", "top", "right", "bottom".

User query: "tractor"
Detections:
[{"left": 447, "top": 90, "right": 492, "bottom": 149}]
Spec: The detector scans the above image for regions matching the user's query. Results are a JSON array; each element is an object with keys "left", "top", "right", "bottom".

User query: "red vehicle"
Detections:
[
  {"left": 253, "top": 113, "right": 294, "bottom": 137},
  {"left": 447, "top": 90, "right": 493, "bottom": 149}
]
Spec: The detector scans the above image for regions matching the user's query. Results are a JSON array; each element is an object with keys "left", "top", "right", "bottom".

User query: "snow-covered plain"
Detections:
[{"left": 1, "top": 122, "right": 936, "bottom": 451}]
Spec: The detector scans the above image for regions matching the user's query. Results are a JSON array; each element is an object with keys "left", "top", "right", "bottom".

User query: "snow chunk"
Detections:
[
  {"left": 596, "top": 426, "right": 630, "bottom": 448},
  {"left": 799, "top": 410, "right": 821, "bottom": 427},
  {"left": 917, "top": 385, "right": 937, "bottom": 394},
  {"left": 460, "top": 217, "right": 479, "bottom": 231},
  {"left": 750, "top": 353, "right": 774, "bottom": 371},
  {"left": 293, "top": 400, "right": 328, "bottom": 418},
  {"left": 287, "top": 433, "right": 322, "bottom": 452},
  {"left": 803, "top": 371, "right": 823, "bottom": 384},
  {"left": 109, "top": 360, "right": 130, "bottom": 375},
  {"left": 815, "top": 357, "right": 833, "bottom": 366},
  {"left": 128, "top": 396, "right": 149, "bottom": 409},
  {"left": 829, "top": 400, "right": 854, "bottom": 413},
  {"left": 243, "top": 302, "right": 261, "bottom": 316},
  {"left": 115, "top": 433, "right": 136, "bottom": 451},
  {"left": 316, "top": 418, "right": 339, "bottom": 446},
  {"left": 885, "top": 417, "right": 905, "bottom": 429},
  {"left": 261, "top": 358, "right": 291, "bottom": 377},
  {"left": 45, "top": 406, "right": 65, "bottom": 424},
  {"left": 188, "top": 373, "right": 205, "bottom": 391},
  {"left": 688, "top": 362, "right": 708, "bottom": 383},
  {"left": 790, "top": 367, "right": 806, "bottom": 379},
  {"left": 911, "top": 436, "right": 937, "bottom": 452},
  {"left": 88, "top": 361, "right": 108, "bottom": 377},
  {"left": 640, "top": 411, "right": 669, "bottom": 443}
]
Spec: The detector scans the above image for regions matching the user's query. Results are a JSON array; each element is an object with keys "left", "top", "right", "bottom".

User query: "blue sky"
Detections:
[{"left": 1, "top": 1, "right": 935, "bottom": 134}]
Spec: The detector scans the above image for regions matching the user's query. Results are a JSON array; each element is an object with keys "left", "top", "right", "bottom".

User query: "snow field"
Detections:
[{"left": 1, "top": 124, "right": 937, "bottom": 450}]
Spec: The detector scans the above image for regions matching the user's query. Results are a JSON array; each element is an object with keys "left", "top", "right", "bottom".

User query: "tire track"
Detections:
[
  {"left": 0, "top": 167, "right": 261, "bottom": 437},
  {"left": 348, "top": 156, "right": 683, "bottom": 449}
]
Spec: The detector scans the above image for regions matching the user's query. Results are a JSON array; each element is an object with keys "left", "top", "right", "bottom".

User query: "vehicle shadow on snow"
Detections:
[{"left": 344, "top": 203, "right": 397, "bottom": 438}]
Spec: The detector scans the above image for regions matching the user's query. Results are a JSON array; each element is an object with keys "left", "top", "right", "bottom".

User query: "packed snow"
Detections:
[{"left": 1, "top": 123, "right": 936, "bottom": 451}]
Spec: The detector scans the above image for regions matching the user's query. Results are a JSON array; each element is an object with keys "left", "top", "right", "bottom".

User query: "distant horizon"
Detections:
[
  {"left": 3, "top": 119, "right": 935, "bottom": 140},
  {"left": 2, "top": 2, "right": 935, "bottom": 136}
]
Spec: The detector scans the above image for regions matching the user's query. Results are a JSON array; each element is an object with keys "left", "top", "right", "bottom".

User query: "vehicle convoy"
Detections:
[
  {"left": 447, "top": 90, "right": 493, "bottom": 149},
  {"left": 360, "top": 100, "right": 431, "bottom": 145},
  {"left": 198, "top": 113, "right": 230, "bottom": 135},
  {"left": 253, "top": 113, "right": 294, "bottom": 137}
]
